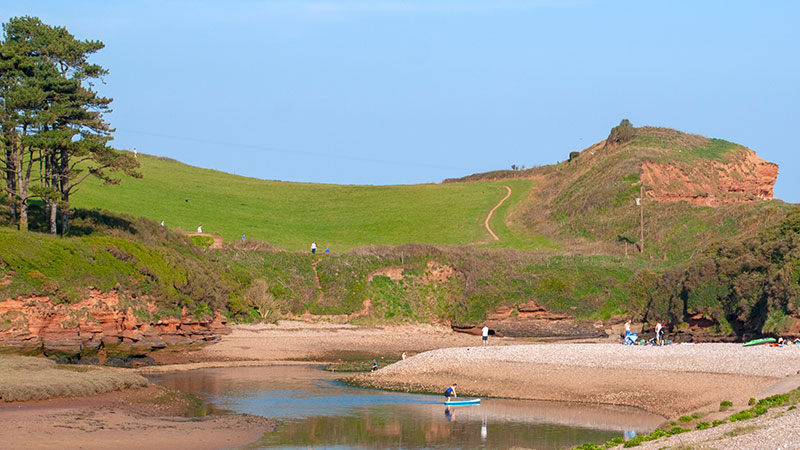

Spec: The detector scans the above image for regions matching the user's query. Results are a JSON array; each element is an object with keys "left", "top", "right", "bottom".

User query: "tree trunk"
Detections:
[
  {"left": 17, "top": 189, "right": 27, "bottom": 231},
  {"left": 15, "top": 150, "right": 28, "bottom": 232},
  {"left": 58, "top": 149, "right": 70, "bottom": 235},
  {"left": 60, "top": 201, "right": 70, "bottom": 235},
  {"left": 5, "top": 145, "right": 17, "bottom": 221},
  {"left": 48, "top": 199, "right": 57, "bottom": 234}
]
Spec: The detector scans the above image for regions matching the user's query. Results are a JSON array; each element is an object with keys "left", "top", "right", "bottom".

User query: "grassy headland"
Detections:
[
  {"left": 2, "top": 124, "right": 798, "bottom": 341},
  {"left": 69, "top": 154, "right": 541, "bottom": 251}
]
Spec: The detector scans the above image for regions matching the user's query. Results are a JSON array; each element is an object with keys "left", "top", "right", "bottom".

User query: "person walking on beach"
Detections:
[
  {"left": 655, "top": 322, "right": 664, "bottom": 345},
  {"left": 445, "top": 383, "right": 457, "bottom": 401},
  {"left": 482, "top": 325, "right": 489, "bottom": 346},
  {"left": 311, "top": 241, "right": 317, "bottom": 255}
]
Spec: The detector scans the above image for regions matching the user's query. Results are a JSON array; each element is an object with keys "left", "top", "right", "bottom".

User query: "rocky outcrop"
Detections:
[
  {"left": 0, "top": 290, "right": 229, "bottom": 359},
  {"left": 455, "top": 300, "right": 608, "bottom": 339},
  {"left": 641, "top": 148, "right": 778, "bottom": 207}
]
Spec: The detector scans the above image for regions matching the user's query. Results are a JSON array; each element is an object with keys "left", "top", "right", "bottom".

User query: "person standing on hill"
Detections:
[
  {"left": 311, "top": 241, "right": 317, "bottom": 255},
  {"left": 197, "top": 225, "right": 202, "bottom": 233},
  {"left": 482, "top": 325, "right": 489, "bottom": 346}
]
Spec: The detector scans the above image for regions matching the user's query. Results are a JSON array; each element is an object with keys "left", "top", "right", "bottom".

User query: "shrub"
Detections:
[
  {"left": 569, "top": 151, "right": 580, "bottom": 162},
  {"left": 696, "top": 421, "right": 710, "bottom": 430},
  {"left": 190, "top": 235, "right": 214, "bottom": 247},
  {"left": 712, "top": 419, "right": 725, "bottom": 427},
  {"left": 606, "top": 119, "right": 636, "bottom": 146},
  {"left": 720, "top": 400, "right": 733, "bottom": 411},
  {"left": 245, "top": 278, "right": 283, "bottom": 321},
  {"left": 678, "top": 415, "right": 693, "bottom": 423}
]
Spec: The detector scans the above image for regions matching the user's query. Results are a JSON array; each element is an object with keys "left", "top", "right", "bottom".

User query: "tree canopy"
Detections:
[{"left": 0, "top": 16, "right": 139, "bottom": 234}]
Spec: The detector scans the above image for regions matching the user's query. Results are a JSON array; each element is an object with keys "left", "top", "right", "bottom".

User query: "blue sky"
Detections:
[{"left": 5, "top": 1, "right": 799, "bottom": 201}]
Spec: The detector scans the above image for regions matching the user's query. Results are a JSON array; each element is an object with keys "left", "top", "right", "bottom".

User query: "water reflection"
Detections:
[{"left": 148, "top": 366, "right": 662, "bottom": 450}]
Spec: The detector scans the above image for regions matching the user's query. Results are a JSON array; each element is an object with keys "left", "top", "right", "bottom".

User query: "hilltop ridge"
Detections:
[{"left": 447, "top": 125, "right": 786, "bottom": 260}]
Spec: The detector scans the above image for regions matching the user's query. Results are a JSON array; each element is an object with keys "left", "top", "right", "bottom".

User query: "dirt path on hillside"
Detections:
[{"left": 472, "top": 185, "right": 512, "bottom": 244}]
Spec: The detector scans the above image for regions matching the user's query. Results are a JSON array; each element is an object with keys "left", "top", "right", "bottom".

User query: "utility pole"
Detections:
[{"left": 639, "top": 183, "right": 644, "bottom": 253}]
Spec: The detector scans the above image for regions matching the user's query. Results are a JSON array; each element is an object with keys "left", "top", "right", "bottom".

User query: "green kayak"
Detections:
[{"left": 743, "top": 337, "right": 776, "bottom": 347}]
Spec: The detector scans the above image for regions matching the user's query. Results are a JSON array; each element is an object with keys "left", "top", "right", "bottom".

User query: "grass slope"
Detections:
[
  {"left": 449, "top": 127, "right": 791, "bottom": 261},
  {"left": 70, "top": 154, "right": 540, "bottom": 251}
]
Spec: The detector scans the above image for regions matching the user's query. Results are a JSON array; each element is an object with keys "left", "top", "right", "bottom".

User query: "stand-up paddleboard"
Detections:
[
  {"left": 743, "top": 337, "right": 776, "bottom": 347},
  {"left": 444, "top": 399, "right": 481, "bottom": 406}
]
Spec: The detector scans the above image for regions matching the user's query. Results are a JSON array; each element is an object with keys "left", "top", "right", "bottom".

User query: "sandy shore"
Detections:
[
  {"left": 0, "top": 385, "right": 274, "bottom": 450},
  {"left": 352, "top": 343, "right": 800, "bottom": 419},
  {"left": 8, "top": 322, "right": 800, "bottom": 449}
]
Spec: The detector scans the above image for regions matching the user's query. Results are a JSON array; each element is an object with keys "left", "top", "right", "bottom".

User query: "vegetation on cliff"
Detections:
[
  {"left": 0, "top": 17, "right": 793, "bottom": 342},
  {"left": 652, "top": 209, "right": 800, "bottom": 338}
]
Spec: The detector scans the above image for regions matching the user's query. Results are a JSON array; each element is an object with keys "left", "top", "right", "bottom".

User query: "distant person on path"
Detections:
[
  {"left": 401, "top": 352, "right": 407, "bottom": 360},
  {"left": 445, "top": 383, "right": 457, "bottom": 401},
  {"left": 197, "top": 225, "right": 203, "bottom": 233},
  {"left": 311, "top": 241, "right": 317, "bottom": 255},
  {"left": 325, "top": 246, "right": 330, "bottom": 254},
  {"left": 624, "top": 320, "right": 631, "bottom": 337},
  {"left": 655, "top": 322, "right": 664, "bottom": 345},
  {"left": 160, "top": 220, "right": 164, "bottom": 227},
  {"left": 482, "top": 325, "right": 489, "bottom": 346},
  {"left": 242, "top": 234, "right": 246, "bottom": 241},
  {"left": 371, "top": 360, "right": 378, "bottom": 372}
]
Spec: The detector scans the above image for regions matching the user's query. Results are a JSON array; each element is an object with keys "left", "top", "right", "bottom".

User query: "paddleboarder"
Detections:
[{"left": 445, "top": 383, "right": 457, "bottom": 401}]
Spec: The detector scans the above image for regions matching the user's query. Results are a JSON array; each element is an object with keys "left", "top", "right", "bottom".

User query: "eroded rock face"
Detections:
[
  {"left": 455, "top": 300, "right": 608, "bottom": 339},
  {"left": 641, "top": 148, "right": 778, "bottom": 206},
  {"left": 0, "top": 290, "right": 229, "bottom": 359}
]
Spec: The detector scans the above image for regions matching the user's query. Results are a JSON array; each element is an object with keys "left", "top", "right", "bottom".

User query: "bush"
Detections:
[
  {"left": 696, "top": 421, "right": 710, "bottom": 430},
  {"left": 712, "top": 419, "right": 725, "bottom": 427},
  {"left": 568, "top": 151, "right": 580, "bottom": 162},
  {"left": 245, "top": 278, "right": 283, "bottom": 321},
  {"left": 606, "top": 119, "right": 636, "bottom": 146},
  {"left": 720, "top": 400, "right": 733, "bottom": 411},
  {"left": 190, "top": 235, "right": 214, "bottom": 247}
]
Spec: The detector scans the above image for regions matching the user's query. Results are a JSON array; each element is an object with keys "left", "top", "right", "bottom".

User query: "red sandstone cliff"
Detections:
[
  {"left": 641, "top": 148, "right": 778, "bottom": 207},
  {"left": 0, "top": 289, "right": 229, "bottom": 358}
]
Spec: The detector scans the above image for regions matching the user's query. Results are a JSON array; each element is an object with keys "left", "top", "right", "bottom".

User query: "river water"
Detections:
[{"left": 148, "top": 365, "right": 663, "bottom": 449}]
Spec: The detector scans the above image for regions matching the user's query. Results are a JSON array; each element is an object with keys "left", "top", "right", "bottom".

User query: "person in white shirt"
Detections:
[
  {"left": 482, "top": 325, "right": 489, "bottom": 346},
  {"left": 655, "top": 322, "right": 664, "bottom": 345}
]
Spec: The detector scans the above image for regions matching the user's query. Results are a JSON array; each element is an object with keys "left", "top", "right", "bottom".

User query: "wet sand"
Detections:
[
  {"left": 0, "top": 385, "right": 274, "bottom": 450},
  {"left": 8, "top": 322, "right": 800, "bottom": 449}
]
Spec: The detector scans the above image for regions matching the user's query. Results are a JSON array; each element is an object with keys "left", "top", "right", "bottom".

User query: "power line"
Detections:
[{"left": 116, "top": 128, "right": 469, "bottom": 172}]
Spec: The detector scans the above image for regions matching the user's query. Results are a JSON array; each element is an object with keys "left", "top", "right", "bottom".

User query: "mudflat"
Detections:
[
  {"left": 7, "top": 322, "right": 800, "bottom": 449},
  {"left": 0, "top": 385, "right": 274, "bottom": 450}
]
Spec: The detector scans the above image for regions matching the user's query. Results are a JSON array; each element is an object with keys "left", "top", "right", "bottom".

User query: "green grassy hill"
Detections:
[
  {"left": 70, "top": 155, "right": 545, "bottom": 251},
  {"left": 449, "top": 126, "right": 791, "bottom": 261},
  {"left": 3, "top": 124, "right": 798, "bottom": 346}
]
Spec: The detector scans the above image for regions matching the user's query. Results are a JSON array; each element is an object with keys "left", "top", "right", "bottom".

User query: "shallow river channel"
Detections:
[{"left": 148, "top": 365, "right": 663, "bottom": 449}]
